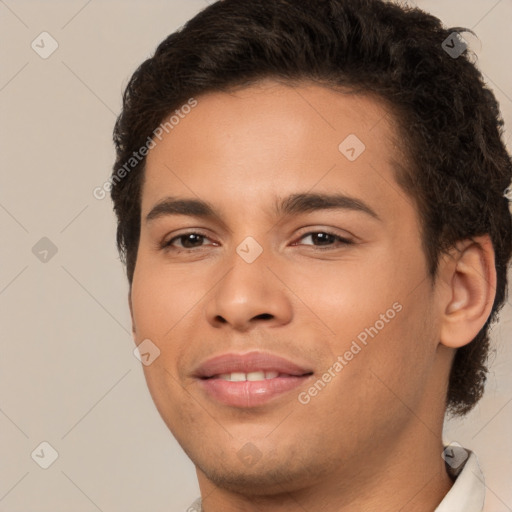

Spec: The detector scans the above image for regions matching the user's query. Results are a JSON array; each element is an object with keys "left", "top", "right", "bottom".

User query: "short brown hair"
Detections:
[{"left": 111, "top": 0, "right": 512, "bottom": 416}]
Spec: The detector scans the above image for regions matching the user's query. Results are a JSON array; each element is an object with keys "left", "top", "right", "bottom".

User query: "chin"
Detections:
[
  {"left": 199, "top": 465, "right": 303, "bottom": 495},
  {"left": 193, "top": 448, "right": 332, "bottom": 496}
]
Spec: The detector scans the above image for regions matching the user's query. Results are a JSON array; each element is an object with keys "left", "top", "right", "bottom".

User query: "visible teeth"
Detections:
[
  {"left": 217, "top": 371, "right": 281, "bottom": 381},
  {"left": 247, "top": 371, "right": 265, "bottom": 381}
]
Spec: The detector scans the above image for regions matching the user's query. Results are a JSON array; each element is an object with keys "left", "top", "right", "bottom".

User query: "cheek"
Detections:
[
  {"left": 306, "top": 252, "right": 435, "bottom": 411},
  {"left": 291, "top": 254, "right": 402, "bottom": 340},
  {"left": 130, "top": 259, "right": 204, "bottom": 341},
  {"left": 131, "top": 264, "right": 198, "bottom": 428},
  {"left": 333, "top": 287, "right": 436, "bottom": 417},
  {"left": 139, "top": 360, "right": 200, "bottom": 441},
  {"left": 306, "top": 305, "right": 435, "bottom": 457}
]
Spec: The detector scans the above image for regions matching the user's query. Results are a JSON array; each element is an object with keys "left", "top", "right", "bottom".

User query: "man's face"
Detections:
[{"left": 130, "top": 80, "right": 445, "bottom": 492}]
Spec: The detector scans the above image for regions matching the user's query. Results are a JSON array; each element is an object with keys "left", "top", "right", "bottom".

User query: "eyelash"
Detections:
[{"left": 161, "top": 230, "right": 353, "bottom": 252}]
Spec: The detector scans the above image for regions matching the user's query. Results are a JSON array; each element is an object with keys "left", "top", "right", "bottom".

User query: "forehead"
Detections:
[
  {"left": 150, "top": 80, "right": 399, "bottom": 154},
  {"left": 141, "top": 80, "right": 411, "bottom": 225}
]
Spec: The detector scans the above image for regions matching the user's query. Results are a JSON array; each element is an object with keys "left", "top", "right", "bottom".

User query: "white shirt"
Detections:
[
  {"left": 435, "top": 445, "right": 485, "bottom": 512},
  {"left": 191, "top": 445, "right": 485, "bottom": 512}
]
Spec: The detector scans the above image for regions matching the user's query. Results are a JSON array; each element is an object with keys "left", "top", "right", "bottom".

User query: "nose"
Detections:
[{"left": 204, "top": 247, "right": 293, "bottom": 332}]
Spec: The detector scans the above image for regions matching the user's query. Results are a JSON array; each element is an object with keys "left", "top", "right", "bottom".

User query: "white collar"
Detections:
[{"left": 435, "top": 445, "right": 485, "bottom": 512}]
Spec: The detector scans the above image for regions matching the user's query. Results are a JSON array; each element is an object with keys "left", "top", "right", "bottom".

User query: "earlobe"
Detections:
[{"left": 439, "top": 235, "right": 496, "bottom": 349}]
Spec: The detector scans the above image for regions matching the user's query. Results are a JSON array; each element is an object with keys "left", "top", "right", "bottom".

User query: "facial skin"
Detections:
[{"left": 129, "top": 79, "right": 496, "bottom": 512}]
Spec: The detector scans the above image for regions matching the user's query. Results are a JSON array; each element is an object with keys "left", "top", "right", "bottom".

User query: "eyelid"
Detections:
[
  {"left": 161, "top": 229, "right": 215, "bottom": 248},
  {"left": 294, "top": 225, "right": 354, "bottom": 240},
  {"left": 161, "top": 227, "right": 354, "bottom": 251},
  {"left": 292, "top": 229, "right": 354, "bottom": 247}
]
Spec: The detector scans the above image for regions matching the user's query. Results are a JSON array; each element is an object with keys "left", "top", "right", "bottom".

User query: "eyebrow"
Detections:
[{"left": 145, "top": 192, "right": 381, "bottom": 224}]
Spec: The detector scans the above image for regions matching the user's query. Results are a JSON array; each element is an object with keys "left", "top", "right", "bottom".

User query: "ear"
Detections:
[
  {"left": 439, "top": 234, "right": 496, "bottom": 349},
  {"left": 128, "top": 287, "right": 137, "bottom": 338}
]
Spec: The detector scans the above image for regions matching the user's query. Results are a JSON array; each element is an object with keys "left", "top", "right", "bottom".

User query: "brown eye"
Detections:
[
  {"left": 295, "top": 231, "right": 353, "bottom": 249},
  {"left": 163, "top": 232, "right": 212, "bottom": 250}
]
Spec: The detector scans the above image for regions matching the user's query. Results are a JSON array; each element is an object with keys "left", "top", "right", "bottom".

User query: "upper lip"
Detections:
[{"left": 194, "top": 351, "right": 314, "bottom": 379}]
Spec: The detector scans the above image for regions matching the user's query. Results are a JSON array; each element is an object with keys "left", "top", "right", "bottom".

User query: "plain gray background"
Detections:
[{"left": 1, "top": 0, "right": 511, "bottom": 510}]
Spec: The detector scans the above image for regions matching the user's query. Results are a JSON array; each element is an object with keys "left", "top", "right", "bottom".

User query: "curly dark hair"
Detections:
[{"left": 110, "top": 0, "right": 512, "bottom": 416}]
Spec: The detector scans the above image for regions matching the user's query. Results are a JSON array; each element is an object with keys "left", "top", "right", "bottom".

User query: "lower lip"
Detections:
[{"left": 198, "top": 376, "right": 311, "bottom": 408}]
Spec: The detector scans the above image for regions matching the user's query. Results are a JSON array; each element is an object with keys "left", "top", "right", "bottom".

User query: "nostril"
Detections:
[{"left": 255, "top": 313, "right": 273, "bottom": 320}]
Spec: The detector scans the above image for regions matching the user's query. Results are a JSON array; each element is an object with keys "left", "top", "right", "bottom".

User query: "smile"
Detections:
[{"left": 194, "top": 352, "right": 314, "bottom": 408}]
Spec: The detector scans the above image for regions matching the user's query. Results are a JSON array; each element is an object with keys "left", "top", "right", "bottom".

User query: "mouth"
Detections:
[
  {"left": 194, "top": 352, "right": 314, "bottom": 408},
  {"left": 207, "top": 371, "right": 292, "bottom": 381}
]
